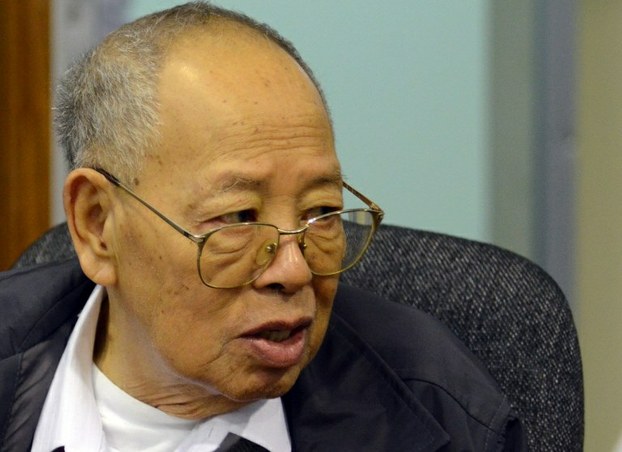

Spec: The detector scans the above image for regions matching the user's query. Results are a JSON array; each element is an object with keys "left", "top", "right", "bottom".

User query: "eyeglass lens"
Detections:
[{"left": 198, "top": 210, "right": 376, "bottom": 288}]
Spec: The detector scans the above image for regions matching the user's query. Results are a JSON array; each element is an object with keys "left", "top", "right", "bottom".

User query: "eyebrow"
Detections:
[
  {"left": 183, "top": 170, "right": 343, "bottom": 219},
  {"left": 208, "top": 169, "right": 343, "bottom": 196},
  {"left": 306, "top": 172, "right": 343, "bottom": 191},
  {"left": 218, "top": 175, "right": 262, "bottom": 194}
]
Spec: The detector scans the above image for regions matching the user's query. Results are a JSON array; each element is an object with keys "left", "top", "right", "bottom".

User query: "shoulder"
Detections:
[
  {"left": 330, "top": 283, "right": 523, "bottom": 449},
  {"left": 0, "top": 259, "right": 93, "bottom": 449},
  {"left": 0, "top": 259, "right": 93, "bottom": 357}
]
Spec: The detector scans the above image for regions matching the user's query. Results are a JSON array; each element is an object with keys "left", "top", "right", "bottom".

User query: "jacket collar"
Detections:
[{"left": 283, "top": 300, "right": 449, "bottom": 451}]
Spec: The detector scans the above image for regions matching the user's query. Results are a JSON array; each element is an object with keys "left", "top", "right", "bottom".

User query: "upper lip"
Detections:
[{"left": 240, "top": 317, "right": 313, "bottom": 338}]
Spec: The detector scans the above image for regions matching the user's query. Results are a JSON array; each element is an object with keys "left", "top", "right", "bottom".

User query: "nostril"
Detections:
[{"left": 266, "top": 282, "right": 285, "bottom": 292}]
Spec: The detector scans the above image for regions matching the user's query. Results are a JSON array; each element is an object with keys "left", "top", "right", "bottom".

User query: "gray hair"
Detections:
[{"left": 55, "top": 1, "right": 328, "bottom": 182}]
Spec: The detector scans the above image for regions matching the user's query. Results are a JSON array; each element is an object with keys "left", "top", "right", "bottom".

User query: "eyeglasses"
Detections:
[{"left": 95, "top": 168, "right": 384, "bottom": 289}]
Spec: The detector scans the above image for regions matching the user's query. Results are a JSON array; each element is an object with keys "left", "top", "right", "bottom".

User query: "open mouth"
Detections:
[
  {"left": 239, "top": 318, "right": 313, "bottom": 367},
  {"left": 255, "top": 324, "right": 307, "bottom": 343}
]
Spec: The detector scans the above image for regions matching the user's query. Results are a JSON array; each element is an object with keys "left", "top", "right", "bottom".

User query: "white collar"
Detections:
[{"left": 32, "top": 285, "right": 291, "bottom": 452}]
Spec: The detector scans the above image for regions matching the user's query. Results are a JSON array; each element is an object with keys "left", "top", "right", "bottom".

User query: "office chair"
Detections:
[{"left": 14, "top": 222, "right": 584, "bottom": 451}]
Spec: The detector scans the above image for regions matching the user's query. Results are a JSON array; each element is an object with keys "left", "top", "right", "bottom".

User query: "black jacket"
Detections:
[{"left": 0, "top": 259, "right": 525, "bottom": 451}]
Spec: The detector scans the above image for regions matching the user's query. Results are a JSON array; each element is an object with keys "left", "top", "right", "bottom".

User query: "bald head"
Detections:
[{"left": 55, "top": 1, "right": 330, "bottom": 182}]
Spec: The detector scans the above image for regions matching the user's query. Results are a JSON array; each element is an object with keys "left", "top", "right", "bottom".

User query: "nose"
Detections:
[{"left": 252, "top": 233, "right": 312, "bottom": 294}]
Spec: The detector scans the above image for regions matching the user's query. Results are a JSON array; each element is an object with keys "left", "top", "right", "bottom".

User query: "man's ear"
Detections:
[{"left": 64, "top": 168, "right": 117, "bottom": 286}]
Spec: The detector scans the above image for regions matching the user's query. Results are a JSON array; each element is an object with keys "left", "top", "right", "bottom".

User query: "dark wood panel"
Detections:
[{"left": 0, "top": 0, "right": 51, "bottom": 269}]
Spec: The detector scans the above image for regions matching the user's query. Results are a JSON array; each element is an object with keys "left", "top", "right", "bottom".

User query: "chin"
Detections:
[{"left": 223, "top": 365, "right": 303, "bottom": 403}]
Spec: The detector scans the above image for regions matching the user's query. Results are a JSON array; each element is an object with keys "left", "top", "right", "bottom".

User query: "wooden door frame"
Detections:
[{"left": 0, "top": 0, "right": 51, "bottom": 269}]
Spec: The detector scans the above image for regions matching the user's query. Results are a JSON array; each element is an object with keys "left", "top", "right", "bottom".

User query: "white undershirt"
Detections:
[
  {"left": 32, "top": 285, "right": 291, "bottom": 452},
  {"left": 92, "top": 364, "right": 198, "bottom": 451}
]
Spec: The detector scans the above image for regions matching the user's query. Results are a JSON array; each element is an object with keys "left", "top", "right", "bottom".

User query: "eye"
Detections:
[
  {"left": 215, "top": 209, "right": 258, "bottom": 225},
  {"left": 305, "top": 205, "right": 340, "bottom": 221}
]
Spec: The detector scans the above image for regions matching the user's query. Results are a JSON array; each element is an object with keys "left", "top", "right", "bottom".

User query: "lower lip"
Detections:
[{"left": 241, "top": 328, "right": 308, "bottom": 368}]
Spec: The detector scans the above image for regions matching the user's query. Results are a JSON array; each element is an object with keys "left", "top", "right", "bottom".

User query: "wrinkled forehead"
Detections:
[
  {"left": 153, "top": 34, "right": 332, "bottom": 148},
  {"left": 139, "top": 27, "right": 337, "bottom": 193}
]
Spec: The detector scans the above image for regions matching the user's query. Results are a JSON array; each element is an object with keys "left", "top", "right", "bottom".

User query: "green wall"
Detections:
[{"left": 128, "top": 0, "right": 493, "bottom": 243}]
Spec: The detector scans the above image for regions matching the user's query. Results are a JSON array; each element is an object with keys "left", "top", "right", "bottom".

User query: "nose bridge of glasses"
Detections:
[
  {"left": 276, "top": 224, "right": 308, "bottom": 237},
  {"left": 258, "top": 224, "right": 309, "bottom": 277},
  {"left": 273, "top": 224, "right": 308, "bottom": 253}
]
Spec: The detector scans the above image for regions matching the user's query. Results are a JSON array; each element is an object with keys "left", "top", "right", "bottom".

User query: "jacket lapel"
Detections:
[{"left": 283, "top": 312, "right": 449, "bottom": 451}]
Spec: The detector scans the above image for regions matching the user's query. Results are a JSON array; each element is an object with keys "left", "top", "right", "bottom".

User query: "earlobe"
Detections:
[{"left": 64, "top": 168, "right": 117, "bottom": 286}]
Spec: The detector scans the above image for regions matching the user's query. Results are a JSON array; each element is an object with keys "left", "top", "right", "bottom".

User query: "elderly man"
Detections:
[{"left": 0, "top": 2, "right": 524, "bottom": 451}]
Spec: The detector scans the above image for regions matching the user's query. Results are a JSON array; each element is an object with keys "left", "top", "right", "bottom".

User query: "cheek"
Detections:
[
  {"left": 307, "top": 276, "right": 339, "bottom": 357},
  {"left": 147, "top": 287, "right": 245, "bottom": 377},
  {"left": 116, "top": 217, "right": 199, "bottom": 293},
  {"left": 115, "top": 225, "right": 226, "bottom": 364}
]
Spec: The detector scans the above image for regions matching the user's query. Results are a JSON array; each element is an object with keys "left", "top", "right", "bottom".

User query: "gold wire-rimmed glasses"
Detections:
[{"left": 94, "top": 168, "right": 384, "bottom": 289}]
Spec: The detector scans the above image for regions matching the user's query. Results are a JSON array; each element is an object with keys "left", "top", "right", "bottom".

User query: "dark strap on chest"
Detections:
[{"left": 222, "top": 435, "right": 269, "bottom": 452}]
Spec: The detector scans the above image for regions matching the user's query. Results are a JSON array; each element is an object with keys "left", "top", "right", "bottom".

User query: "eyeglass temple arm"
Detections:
[
  {"left": 93, "top": 167, "right": 205, "bottom": 244},
  {"left": 342, "top": 180, "right": 384, "bottom": 223}
]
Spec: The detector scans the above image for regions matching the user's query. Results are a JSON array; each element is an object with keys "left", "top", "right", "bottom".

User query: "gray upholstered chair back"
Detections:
[
  {"left": 341, "top": 224, "right": 583, "bottom": 451},
  {"left": 14, "top": 222, "right": 584, "bottom": 451}
]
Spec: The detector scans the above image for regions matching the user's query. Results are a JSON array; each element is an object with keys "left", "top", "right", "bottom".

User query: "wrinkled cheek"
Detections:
[
  {"left": 315, "top": 276, "right": 339, "bottom": 315},
  {"left": 117, "top": 219, "right": 191, "bottom": 282},
  {"left": 307, "top": 277, "right": 339, "bottom": 360},
  {"left": 147, "top": 297, "right": 231, "bottom": 380},
  {"left": 150, "top": 325, "right": 223, "bottom": 383}
]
